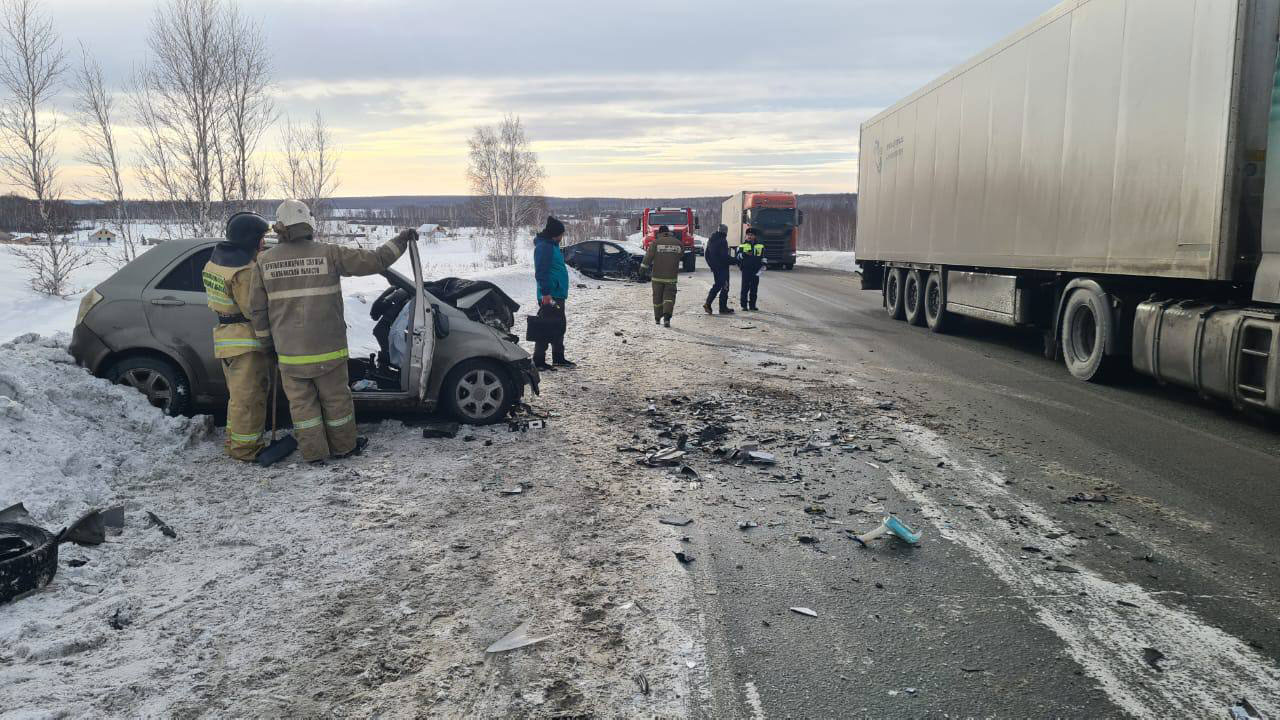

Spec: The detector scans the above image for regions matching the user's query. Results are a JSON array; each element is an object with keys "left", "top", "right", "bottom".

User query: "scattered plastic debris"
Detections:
[
  {"left": 1143, "top": 647, "right": 1166, "bottom": 672},
  {"left": 485, "top": 621, "right": 552, "bottom": 653},
  {"left": 789, "top": 607, "right": 817, "bottom": 617},
  {"left": 1050, "top": 564, "right": 1080, "bottom": 574},
  {"left": 422, "top": 422, "right": 460, "bottom": 439},
  {"left": 145, "top": 511, "right": 177, "bottom": 539},
  {"left": 853, "top": 515, "right": 923, "bottom": 546},
  {"left": 1229, "top": 697, "right": 1264, "bottom": 720},
  {"left": 746, "top": 451, "right": 776, "bottom": 465},
  {"left": 797, "top": 534, "right": 819, "bottom": 545},
  {"left": 633, "top": 673, "right": 650, "bottom": 696},
  {"left": 1067, "top": 492, "right": 1109, "bottom": 503},
  {"left": 0, "top": 503, "right": 32, "bottom": 523},
  {"left": 643, "top": 447, "right": 687, "bottom": 467},
  {"left": 674, "top": 551, "right": 695, "bottom": 565},
  {"left": 737, "top": 520, "right": 758, "bottom": 530},
  {"left": 659, "top": 516, "right": 693, "bottom": 527}
]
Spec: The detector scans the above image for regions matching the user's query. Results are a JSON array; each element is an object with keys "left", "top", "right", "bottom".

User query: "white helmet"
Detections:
[{"left": 275, "top": 199, "right": 316, "bottom": 232}]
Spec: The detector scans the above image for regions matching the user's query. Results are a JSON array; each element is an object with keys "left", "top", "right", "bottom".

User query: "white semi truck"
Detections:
[{"left": 855, "top": 0, "right": 1280, "bottom": 415}]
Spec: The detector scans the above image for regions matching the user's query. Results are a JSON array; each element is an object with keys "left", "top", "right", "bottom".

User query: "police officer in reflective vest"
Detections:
[
  {"left": 249, "top": 199, "right": 417, "bottom": 462},
  {"left": 738, "top": 228, "right": 765, "bottom": 311},
  {"left": 203, "top": 211, "right": 272, "bottom": 461},
  {"left": 641, "top": 225, "right": 684, "bottom": 327}
]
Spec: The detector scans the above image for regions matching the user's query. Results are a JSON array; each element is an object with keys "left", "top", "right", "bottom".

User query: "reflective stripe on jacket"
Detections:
[
  {"left": 642, "top": 232, "right": 684, "bottom": 282},
  {"left": 203, "top": 261, "right": 269, "bottom": 359},
  {"left": 738, "top": 241, "right": 766, "bottom": 273},
  {"left": 250, "top": 235, "right": 408, "bottom": 378}
]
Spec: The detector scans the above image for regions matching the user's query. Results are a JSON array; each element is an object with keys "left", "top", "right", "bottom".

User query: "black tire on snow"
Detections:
[
  {"left": 442, "top": 358, "right": 517, "bottom": 425},
  {"left": 924, "top": 271, "right": 949, "bottom": 333},
  {"left": 0, "top": 522, "right": 58, "bottom": 604},
  {"left": 1061, "top": 287, "right": 1115, "bottom": 383},
  {"left": 904, "top": 270, "right": 927, "bottom": 326},
  {"left": 885, "top": 268, "right": 906, "bottom": 321},
  {"left": 107, "top": 355, "right": 191, "bottom": 416}
]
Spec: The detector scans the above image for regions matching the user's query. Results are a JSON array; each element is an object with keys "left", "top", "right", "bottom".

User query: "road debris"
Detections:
[
  {"left": 484, "top": 621, "right": 552, "bottom": 653},
  {"left": 0, "top": 503, "right": 32, "bottom": 523},
  {"left": 789, "top": 607, "right": 817, "bottom": 617},
  {"left": 145, "top": 511, "right": 177, "bottom": 539},
  {"left": 421, "top": 422, "right": 460, "bottom": 439},
  {"left": 642, "top": 447, "right": 686, "bottom": 467},
  {"left": 0, "top": 522, "right": 58, "bottom": 604},
  {"left": 1067, "top": 492, "right": 1110, "bottom": 504},
  {"left": 737, "top": 520, "right": 758, "bottom": 530},
  {"left": 1229, "top": 697, "right": 1264, "bottom": 720},
  {"left": 659, "top": 516, "right": 693, "bottom": 527},
  {"left": 1143, "top": 647, "right": 1167, "bottom": 672},
  {"left": 853, "top": 515, "right": 923, "bottom": 547},
  {"left": 674, "top": 551, "right": 695, "bottom": 565},
  {"left": 797, "top": 534, "right": 819, "bottom": 544},
  {"left": 633, "top": 673, "right": 650, "bottom": 696}
]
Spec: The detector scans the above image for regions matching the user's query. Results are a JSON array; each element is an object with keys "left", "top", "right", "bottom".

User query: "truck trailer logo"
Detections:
[
  {"left": 876, "top": 137, "right": 905, "bottom": 174},
  {"left": 874, "top": 140, "right": 883, "bottom": 173}
]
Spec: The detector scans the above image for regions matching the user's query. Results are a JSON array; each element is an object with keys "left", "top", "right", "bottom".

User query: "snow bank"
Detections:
[
  {"left": 0, "top": 333, "right": 207, "bottom": 527},
  {"left": 797, "top": 250, "right": 858, "bottom": 273}
]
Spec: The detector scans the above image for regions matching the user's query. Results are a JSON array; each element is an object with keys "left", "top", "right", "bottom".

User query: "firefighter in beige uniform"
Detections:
[
  {"left": 202, "top": 211, "right": 273, "bottom": 461},
  {"left": 250, "top": 200, "right": 417, "bottom": 461},
  {"left": 641, "top": 226, "right": 684, "bottom": 327}
]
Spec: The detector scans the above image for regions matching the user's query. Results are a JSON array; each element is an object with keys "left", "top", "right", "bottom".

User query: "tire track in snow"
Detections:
[{"left": 885, "top": 420, "right": 1280, "bottom": 719}]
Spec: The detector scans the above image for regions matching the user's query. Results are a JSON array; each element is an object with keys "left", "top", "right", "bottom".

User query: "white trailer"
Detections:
[{"left": 856, "top": 0, "right": 1280, "bottom": 415}]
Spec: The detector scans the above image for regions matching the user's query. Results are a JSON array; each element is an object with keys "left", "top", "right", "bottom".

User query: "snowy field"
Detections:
[{"left": 0, "top": 224, "right": 552, "bottom": 349}]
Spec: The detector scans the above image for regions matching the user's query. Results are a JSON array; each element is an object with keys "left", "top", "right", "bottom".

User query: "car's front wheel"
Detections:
[
  {"left": 107, "top": 355, "right": 191, "bottom": 416},
  {"left": 441, "top": 359, "right": 516, "bottom": 425}
]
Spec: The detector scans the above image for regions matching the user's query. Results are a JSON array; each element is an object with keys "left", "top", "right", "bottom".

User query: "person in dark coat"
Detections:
[
  {"left": 738, "top": 228, "right": 765, "bottom": 311},
  {"left": 532, "top": 216, "right": 575, "bottom": 371},
  {"left": 702, "top": 224, "right": 734, "bottom": 315}
]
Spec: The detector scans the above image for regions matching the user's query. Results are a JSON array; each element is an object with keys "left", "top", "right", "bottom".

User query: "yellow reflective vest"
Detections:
[{"left": 202, "top": 261, "right": 270, "bottom": 359}]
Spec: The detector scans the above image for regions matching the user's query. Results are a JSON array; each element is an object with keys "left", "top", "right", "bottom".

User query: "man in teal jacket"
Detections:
[{"left": 532, "top": 216, "right": 574, "bottom": 371}]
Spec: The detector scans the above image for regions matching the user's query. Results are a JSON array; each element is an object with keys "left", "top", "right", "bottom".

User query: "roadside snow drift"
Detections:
[{"left": 0, "top": 333, "right": 207, "bottom": 527}]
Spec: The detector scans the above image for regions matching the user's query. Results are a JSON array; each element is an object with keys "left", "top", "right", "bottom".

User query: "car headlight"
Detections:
[{"left": 75, "top": 288, "right": 103, "bottom": 327}]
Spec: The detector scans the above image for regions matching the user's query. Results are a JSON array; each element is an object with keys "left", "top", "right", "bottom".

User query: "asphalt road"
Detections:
[{"left": 667, "top": 264, "right": 1280, "bottom": 719}]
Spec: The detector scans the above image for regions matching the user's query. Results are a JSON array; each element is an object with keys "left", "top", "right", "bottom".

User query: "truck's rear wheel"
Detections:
[
  {"left": 924, "top": 271, "right": 949, "bottom": 333},
  {"left": 904, "top": 270, "right": 927, "bottom": 326},
  {"left": 1061, "top": 287, "right": 1115, "bottom": 383},
  {"left": 885, "top": 268, "right": 906, "bottom": 321}
]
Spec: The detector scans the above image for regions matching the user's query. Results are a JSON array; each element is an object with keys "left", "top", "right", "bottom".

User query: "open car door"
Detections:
[{"left": 405, "top": 239, "right": 435, "bottom": 403}]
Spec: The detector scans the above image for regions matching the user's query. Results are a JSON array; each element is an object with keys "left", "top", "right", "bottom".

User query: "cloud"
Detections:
[{"left": 16, "top": 0, "right": 1057, "bottom": 198}]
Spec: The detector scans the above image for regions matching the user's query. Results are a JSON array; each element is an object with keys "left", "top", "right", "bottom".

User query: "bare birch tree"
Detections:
[
  {"left": 131, "top": 0, "right": 231, "bottom": 237},
  {"left": 219, "top": 2, "right": 272, "bottom": 206},
  {"left": 0, "top": 0, "right": 89, "bottom": 296},
  {"left": 279, "top": 111, "right": 339, "bottom": 237},
  {"left": 466, "top": 114, "right": 544, "bottom": 265},
  {"left": 72, "top": 44, "right": 136, "bottom": 266}
]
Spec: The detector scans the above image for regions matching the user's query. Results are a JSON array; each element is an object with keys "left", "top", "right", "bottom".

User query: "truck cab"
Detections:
[
  {"left": 723, "top": 191, "right": 802, "bottom": 270},
  {"left": 637, "top": 207, "right": 699, "bottom": 273}
]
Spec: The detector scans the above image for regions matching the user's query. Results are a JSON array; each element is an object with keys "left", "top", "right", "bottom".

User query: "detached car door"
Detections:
[
  {"left": 405, "top": 239, "right": 435, "bottom": 403},
  {"left": 141, "top": 244, "right": 223, "bottom": 394}
]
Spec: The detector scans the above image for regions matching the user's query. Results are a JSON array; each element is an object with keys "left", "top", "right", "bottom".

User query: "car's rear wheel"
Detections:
[
  {"left": 107, "top": 355, "right": 191, "bottom": 416},
  {"left": 442, "top": 359, "right": 516, "bottom": 425}
]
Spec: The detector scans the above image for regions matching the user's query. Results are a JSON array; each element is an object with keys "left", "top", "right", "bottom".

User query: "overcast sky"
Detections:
[{"left": 26, "top": 0, "right": 1055, "bottom": 198}]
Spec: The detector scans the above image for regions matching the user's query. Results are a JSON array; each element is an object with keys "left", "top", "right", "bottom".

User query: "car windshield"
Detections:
[
  {"left": 749, "top": 208, "right": 797, "bottom": 227},
  {"left": 648, "top": 212, "right": 688, "bottom": 226}
]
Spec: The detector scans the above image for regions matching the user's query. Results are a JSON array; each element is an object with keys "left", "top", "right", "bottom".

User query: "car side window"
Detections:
[
  {"left": 156, "top": 247, "right": 214, "bottom": 292},
  {"left": 602, "top": 243, "right": 622, "bottom": 255}
]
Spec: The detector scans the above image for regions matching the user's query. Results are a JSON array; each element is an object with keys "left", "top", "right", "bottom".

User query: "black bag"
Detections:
[
  {"left": 525, "top": 303, "right": 564, "bottom": 343},
  {"left": 525, "top": 314, "right": 560, "bottom": 343}
]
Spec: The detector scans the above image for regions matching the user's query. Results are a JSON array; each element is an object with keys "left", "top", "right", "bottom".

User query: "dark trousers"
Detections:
[
  {"left": 706, "top": 266, "right": 730, "bottom": 308},
  {"left": 740, "top": 271, "right": 760, "bottom": 308},
  {"left": 533, "top": 299, "right": 567, "bottom": 364}
]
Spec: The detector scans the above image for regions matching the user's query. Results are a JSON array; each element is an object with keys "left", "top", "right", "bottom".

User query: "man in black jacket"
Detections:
[{"left": 702, "top": 224, "right": 734, "bottom": 314}]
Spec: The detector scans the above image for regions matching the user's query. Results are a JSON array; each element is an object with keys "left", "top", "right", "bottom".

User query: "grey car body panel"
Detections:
[
  {"left": 856, "top": 0, "right": 1280, "bottom": 285},
  {"left": 74, "top": 238, "right": 533, "bottom": 414}
]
